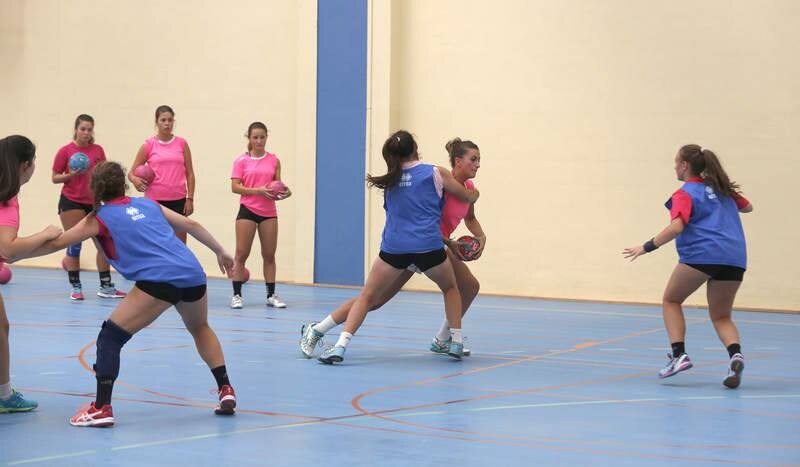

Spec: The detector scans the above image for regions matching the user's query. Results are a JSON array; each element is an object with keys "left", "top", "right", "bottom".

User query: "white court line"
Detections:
[
  {"left": 470, "top": 398, "right": 666, "bottom": 411},
  {"left": 143, "top": 364, "right": 170, "bottom": 369},
  {"left": 468, "top": 394, "right": 800, "bottom": 412},
  {"left": 38, "top": 371, "right": 66, "bottom": 375},
  {"left": 499, "top": 350, "right": 525, "bottom": 354},
  {"left": 7, "top": 419, "right": 321, "bottom": 465}
]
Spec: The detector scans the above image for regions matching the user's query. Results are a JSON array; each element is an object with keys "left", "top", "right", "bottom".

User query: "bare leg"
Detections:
[
  {"left": 422, "top": 257, "right": 461, "bottom": 329},
  {"left": 707, "top": 280, "right": 742, "bottom": 347},
  {"left": 107, "top": 287, "right": 172, "bottom": 334},
  {"left": 342, "top": 258, "right": 408, "bottom": 335},
  {"left": 662, "top": 264, "right": 709, "bottom": 344},
  {"left": 330, "top": 270, "right": 414, "bottom": 324},
  {"left": 0, "top": 295, "right": 9, "bottom": 386},
  {"left": 59, "top": 209, "right": 86, "bottom": 275},
  {"left": 257, "top": 219, "right": 278, "bottom": 284},
  {"left": 95, "top": 246, "right": 111, "bottom": 273},
  {"left": 448, "top": 249, "right": 480, "bottom": 317},
  {"left": 233, "top": 219, "right": 258, "bottom": 283},
  {"left": 175, "top": 293, "right": 225, "bottom": 369}
]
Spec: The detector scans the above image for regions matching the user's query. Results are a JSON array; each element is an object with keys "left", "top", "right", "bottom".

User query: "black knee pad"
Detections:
[{"left": 93, "top": 320, "right": 133, "bottom": 381}]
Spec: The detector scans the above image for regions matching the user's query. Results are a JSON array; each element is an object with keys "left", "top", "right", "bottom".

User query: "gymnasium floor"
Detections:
[{"left": 1, "top": 266, "right": 798, "bottom": 466}]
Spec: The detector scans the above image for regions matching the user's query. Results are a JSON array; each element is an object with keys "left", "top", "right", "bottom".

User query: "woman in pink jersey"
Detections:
[
  {"left": 129, "top": 105, "right": 196, "bottom": 243},
  {"left": 52, "top": 114, "right": 126, "bottom": 301},
  {"left": 299, "top": 137, "right": 485, "bottom": 358},
  {"left": 229, "top": 122, "right": 292, "bottom": 310},
  {"left": 0, "top": 135, "right": 62, "bottom": 413}
]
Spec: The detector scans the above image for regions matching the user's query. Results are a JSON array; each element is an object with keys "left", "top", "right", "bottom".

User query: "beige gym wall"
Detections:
[
  {"left": 0, "top": 0, "right": 317, "bottom": 283},
  {"left": 367, "top": 0, "right": 799, "bottom": 310},
  {"left": 2, "top": 1, "right": 797, "bottom": 311}
]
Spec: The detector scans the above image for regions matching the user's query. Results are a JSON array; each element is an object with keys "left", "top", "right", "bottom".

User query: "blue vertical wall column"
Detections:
[{"left": 314, "top": 0, "right": 368, "bottom": 285}]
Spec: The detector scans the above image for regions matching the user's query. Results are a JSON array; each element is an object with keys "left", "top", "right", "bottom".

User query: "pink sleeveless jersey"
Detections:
[
  {"left": 0, "top": 197, "right": 20, "bottom": 230},
  {"left": 142, "top": 136, "right": 188, "bottom": 201},
  {"left": 52, "top": 142, "right": 106, "bottom": 205},
  {"left": 440, "top": 179, "right": 475, "bottom": 237},
  {"left": 230, "top": 152, "right": 279, "bottom": 217}
]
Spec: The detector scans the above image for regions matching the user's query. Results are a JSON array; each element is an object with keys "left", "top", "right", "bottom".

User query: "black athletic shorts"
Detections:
[
  {"left": 686, "top": 263, "right": 745, "bottom": 282},
  {"left": 157, "top": 198, "right": 187, "bottom": 215},
  {"left": 58, "top": 194, "right": 92, "bottom": 215},
  {"left": 236, "top": 204, "right": 277, "bottom": 224},
  {"left": 379, "top": 248, "right": 447, "bottom": 273},
  {"left": 135, "top": 281, "right": 207, "bottom": 305}
]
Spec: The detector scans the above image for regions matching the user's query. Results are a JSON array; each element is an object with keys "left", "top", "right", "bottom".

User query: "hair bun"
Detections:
[{"left": 445, "top": 137, "right": 462, "bottom": 153}]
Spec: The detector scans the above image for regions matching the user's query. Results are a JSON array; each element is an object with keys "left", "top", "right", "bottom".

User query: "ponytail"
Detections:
[
  {"left": 367, "top": 130, "right": 418, "bottom": 190},
  {"left": 678, "top": 144, "right": 740, "bottom": 197}
]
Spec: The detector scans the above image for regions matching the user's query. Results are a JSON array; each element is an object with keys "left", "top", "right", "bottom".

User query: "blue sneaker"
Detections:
[
  {"left": 318, "top": 346, "right": 346, "bottom": 364},
  {"left": 0, "top": 390, "right": 38, "bottom": 413},
  {"left": 430, "top": 336, "right": 471, "bottom": 357},
  {"left": 658, "top": 352, "right": 693, "bottom": 378},
  {"left": 300, "top": 323, "right": 324, "bottom": 358},
  {"left": 447, "top": 341, "right": 464, "bottom": 360}
]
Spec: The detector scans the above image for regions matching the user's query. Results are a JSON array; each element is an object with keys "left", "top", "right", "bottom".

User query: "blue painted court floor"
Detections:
[{"left": 1, "top": 267, "right": 798, "bottom": 466}]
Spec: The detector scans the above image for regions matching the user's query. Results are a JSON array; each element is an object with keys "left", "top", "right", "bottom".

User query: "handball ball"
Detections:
[
  {"left": 61, "top": 256, "right": 69, "bottom": 271},
  {"left": 133, "top": 164, "right": 155, "bottom": 184},
  {"left": 0, "top": 265, "right": 12, "bottom": 284},
  {"left": 69, "top": 153, "right": 90, "bottom": 172},
  {"left": 456, "top": 235, "right": 481, "bottom": 261},
  {"left": 266, "top": 181, "right": 286, "bottom": 198},
  {"left": 241, "top": 267, "right": 250, "bottom": 283}
]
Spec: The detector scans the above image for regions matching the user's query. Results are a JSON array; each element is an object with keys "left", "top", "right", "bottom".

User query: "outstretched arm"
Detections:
[
  {"left": 622, "top": 218, "right": 685, "bottom": 261},
  {"left": 159, "top": 206, "right": 234, "bottom": 275},
  {"left": 4, "top": 218, "right": 98, "bottom": 262},
  {"left": 438, "top": 166, "right": 479, "bottom": 203},
  {"left": 0, "top": 225, "right": 63, "bottom": 262}
]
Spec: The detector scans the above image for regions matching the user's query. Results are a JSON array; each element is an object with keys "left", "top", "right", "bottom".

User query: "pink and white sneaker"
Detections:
[
  {"left": 70, "top": 402, "right": 114, "bottom": 427},
  {"left": 214, "top": 385, "right": 236, "bottom": 415},
  {"left": 70, "top": 285, "right": 85, "bottom": 301},
  {"left": 658, "top": 352, "right": 693, "bottom": 379},
  {"left": 98, "top": 285, "right": 127, "bottom": 299}
]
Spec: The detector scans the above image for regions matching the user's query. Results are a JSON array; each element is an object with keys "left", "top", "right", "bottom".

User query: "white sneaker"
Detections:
[
  {"left": 230, "top": 295, "right": 243, "bottom": 309},
  {"left": 723, "top": 353, "right": 745, "bottom": 389},
  {"left": 266, "top": 295, "right": 286, "bottom": 308}
]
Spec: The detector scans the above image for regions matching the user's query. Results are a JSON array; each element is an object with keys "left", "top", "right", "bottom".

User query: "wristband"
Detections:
[{"left": 643, "top": 238, "right": 658, "bottom": 253}]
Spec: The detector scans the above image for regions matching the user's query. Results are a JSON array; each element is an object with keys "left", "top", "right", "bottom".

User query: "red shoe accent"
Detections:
[
  {"left": 215, "top": 385, "right": 236, "bottom": 415},
  {"left": 70, "top": 402, "right": 114, "bottom": 427}
]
